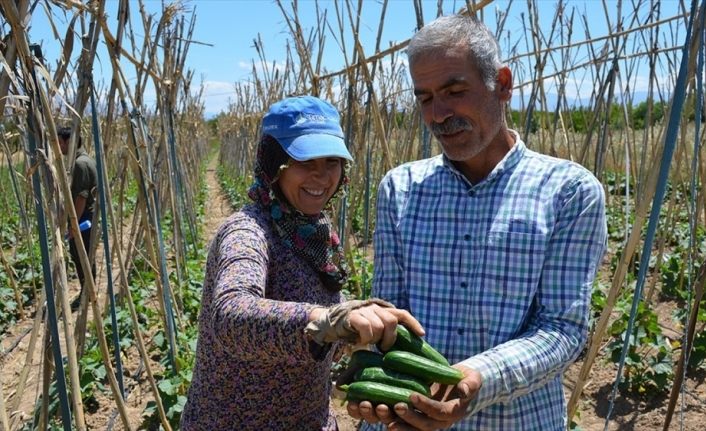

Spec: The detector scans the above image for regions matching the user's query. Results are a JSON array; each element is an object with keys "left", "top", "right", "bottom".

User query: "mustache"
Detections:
[{"left": 430, "top": 117, "right": 472, "bottom": 136}]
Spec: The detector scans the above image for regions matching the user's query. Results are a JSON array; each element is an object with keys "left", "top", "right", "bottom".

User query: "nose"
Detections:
[
  {"left": 431, "top": 97, "right": 453, "bottom": 125},
  {"left": 309, "top": 161, "right": 328, "bottom": 180}
]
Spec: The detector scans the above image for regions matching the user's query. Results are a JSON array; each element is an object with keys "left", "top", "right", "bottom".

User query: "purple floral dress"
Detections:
[{"left": 181, "top": 204, "right": 343, "bottom": 430}]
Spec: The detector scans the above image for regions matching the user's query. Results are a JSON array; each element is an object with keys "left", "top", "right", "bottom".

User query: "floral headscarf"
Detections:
[{"left": 248, "top": 135, "right": 349, "bottom": 292}]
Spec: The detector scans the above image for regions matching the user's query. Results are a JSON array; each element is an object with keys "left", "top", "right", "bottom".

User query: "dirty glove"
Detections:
[{"left": 304, "top": 298, "right": 395, "bottom": 345}]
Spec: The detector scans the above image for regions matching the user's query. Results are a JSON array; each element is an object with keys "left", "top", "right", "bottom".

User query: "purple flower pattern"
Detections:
[{"left": 181, "top": 204, "right": 343, "bottom": 430}]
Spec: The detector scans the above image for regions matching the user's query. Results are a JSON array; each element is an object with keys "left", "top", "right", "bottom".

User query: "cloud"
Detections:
[
  {"left": 237, "top": 60, "right": 286, "bottom": 78},
  {"left": 195, "top": 80, "right": 237, "bottom": 116}
]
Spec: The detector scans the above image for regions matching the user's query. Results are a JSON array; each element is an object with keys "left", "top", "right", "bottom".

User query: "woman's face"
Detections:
[{"left": 277, "top": 157, "right": 343, "bottom": 215}]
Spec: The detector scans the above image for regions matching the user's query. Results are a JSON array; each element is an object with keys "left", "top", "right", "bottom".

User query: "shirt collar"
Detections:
[
  {"left": 441, "top": 129, "right": 526, "bottom": 187},
  {"left": 75, "top": 147, "right": 88, "bottom": 159}
]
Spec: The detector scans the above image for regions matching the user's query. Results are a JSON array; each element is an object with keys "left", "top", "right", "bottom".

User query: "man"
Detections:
[
  {"left": 348, "top": 14, "right": 607, "bottom": 430},
  {"left": 58, "top": 126, "right": 97, "bottom": 311}
]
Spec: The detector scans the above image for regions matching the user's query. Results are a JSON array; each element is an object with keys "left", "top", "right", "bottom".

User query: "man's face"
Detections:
[
  {"left": 58, "top": 137, "right": 69, "bottom": 155},
  {"left": 410, "top": 46, "right": 509, "bottom": 165}
]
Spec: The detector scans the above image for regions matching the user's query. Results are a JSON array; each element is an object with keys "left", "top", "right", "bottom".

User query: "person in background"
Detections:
[
  {"left": 181, "top": 95, "right": 424, "bottom": 430},
  {"left": 58, "top": 125, "right": 97, "bottom": 312},
  {"left": 348, "top": 14, "right": 608, "bottom": 430}
]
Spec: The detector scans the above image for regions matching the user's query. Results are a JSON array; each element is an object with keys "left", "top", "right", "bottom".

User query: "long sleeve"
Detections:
[
  {"left": 207, "top": 216, "right": 318, "bottom": 362},
  {"left": 372, "top": 173, "right": 408, "bottom": 308},
  {"left": 183, "top": 206, "right": 340, "bottom": 429},
  {"left": 460, "top": 172, "right": 607, "bottom": 413}
]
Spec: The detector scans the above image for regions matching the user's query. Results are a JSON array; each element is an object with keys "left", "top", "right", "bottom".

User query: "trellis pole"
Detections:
[{"left": 603, "top": 0, "right": 699, "bottom": 427}]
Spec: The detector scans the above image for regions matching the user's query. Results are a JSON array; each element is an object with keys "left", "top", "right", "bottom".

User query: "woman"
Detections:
[{"left": 181, "top": 96, "right": 423, "bottom": 430}]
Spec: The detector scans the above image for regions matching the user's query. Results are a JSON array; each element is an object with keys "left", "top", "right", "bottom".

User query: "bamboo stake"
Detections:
[
  {"left": 567, "top": 140, "right": 662, "bottom": 419},
  {"left": 0, "top": 0, "right": 28, "bottom": 115},
  {"left": 8, "top": 28, "right": 135, "bottom": 430},
  {"left": 316, "top": 0, "right": 494, "bottom": 81},
  {"left": 0, "top": 365, "right": 10, "bottom": 431},
  {"left": 0, "top": 242, "right": 24, "bottom": 320},
  {"left": 8, "top": 287, "right": 46, "bottom": 430},
  {"left": 90, "top": 84, "right": 173, "bottom": 431},
  {"left": 663, "top": 265, "right": 706, "bottom": 429},
  {"left": 38, "top": 335, "right": 52, "bottom": 430}
]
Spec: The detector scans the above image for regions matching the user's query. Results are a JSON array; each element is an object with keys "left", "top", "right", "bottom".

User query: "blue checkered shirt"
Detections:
[{"left": 363, "top": 135, "right": 607, "bottom": 430}]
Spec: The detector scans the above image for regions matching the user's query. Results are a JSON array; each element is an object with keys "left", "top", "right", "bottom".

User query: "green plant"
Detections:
[
  {"left": 217, "top": 166, "right": 252, "bottom": 210},
  {"left": 345, "top": 247, "right": 373, "bottom": 300},
  {"left": 608, "top": 301, "right": 673, "bottom": 394}
]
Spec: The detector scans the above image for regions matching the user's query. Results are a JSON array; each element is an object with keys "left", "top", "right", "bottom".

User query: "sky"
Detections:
[{"left": 26, "top": 0, "right": 688, "bottom": 117}]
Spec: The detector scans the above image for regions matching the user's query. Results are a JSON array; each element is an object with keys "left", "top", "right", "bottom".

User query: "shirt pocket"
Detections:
[{"left": 474, "top": 230, "right": 547, "bottom": 347}]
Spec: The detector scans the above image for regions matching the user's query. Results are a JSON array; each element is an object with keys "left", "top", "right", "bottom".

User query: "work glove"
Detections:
[{"left": 304, "top": 298, "right": 395, "bottom": 345}]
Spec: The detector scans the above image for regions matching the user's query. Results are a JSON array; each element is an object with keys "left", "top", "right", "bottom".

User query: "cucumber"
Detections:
[
  {"left": 348, "top": 350, "right": 384, "bottom": 369},
  {"left": 390, "top": 324, "right": 450, "bottom": 366},
  {"left": 341, "top": 381, "right": 415, "bottom": 406},
  {"left": 383, "top": 350, "right": 464, "bottom": 385},
  {"left": 354, "top": 367, "right": 431, "bottom": 396}
]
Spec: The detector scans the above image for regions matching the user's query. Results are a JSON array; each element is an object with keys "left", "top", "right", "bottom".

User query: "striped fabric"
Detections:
[{"left": 364, "top": 133, "right": 607, "bottom": 430}]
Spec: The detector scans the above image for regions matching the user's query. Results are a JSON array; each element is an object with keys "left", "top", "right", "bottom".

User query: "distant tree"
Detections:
[
  {"left": 631, "top": 100, "right": 666, "bottom": 129},
  {"left": 509, "top": 110, "right": 539, "bottom": 134},
  {"left": 609, "top": 103, "right": 625, "bottom": 130},
  {"left": 207, "top": 117, "right": 219, "bottom": 136},
  {"left": 568, "top": 107, "right": 589, "bottom": 133}
]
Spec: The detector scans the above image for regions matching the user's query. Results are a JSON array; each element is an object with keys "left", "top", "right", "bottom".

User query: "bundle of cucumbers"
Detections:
[{"left": 338, "top": 325, "right": 463, "bottom": 407}]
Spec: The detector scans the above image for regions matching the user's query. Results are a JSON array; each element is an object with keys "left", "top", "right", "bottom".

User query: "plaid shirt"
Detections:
[{"left": 365, "top": 134, "right": 607, "bottom": 430}]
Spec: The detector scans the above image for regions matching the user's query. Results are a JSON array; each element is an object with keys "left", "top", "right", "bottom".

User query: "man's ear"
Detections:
[{"left": 496, "top": 66, "right": 512, "bottom": 101}]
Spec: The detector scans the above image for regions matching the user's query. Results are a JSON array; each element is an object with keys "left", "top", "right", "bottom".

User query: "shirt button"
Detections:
[
  {"left": 460, "top": 282, "right": 468, "bottom": 288},
  {"left": 457, "top": 328, "right": 465, "bottom": 335},
  {"left": 464, "top": 234, "right": 471, "bottom": 241},
  {"left": 467, "top": 189, "right": 475, "bottom": 197}
]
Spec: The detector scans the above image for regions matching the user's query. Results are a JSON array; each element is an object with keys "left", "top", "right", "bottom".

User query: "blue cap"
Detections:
[{"left": 262, "top": 96, "right": 353, "bottom": 162}]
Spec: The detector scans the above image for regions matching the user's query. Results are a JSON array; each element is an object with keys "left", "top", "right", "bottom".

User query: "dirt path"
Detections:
[{"left": 202, "top": 157, "right": 233, "bottom": 244}]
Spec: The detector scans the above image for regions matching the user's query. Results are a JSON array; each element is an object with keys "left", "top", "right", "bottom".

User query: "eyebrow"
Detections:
[{"left": 413, "top": 76, "right": 469, "bottom": 97}]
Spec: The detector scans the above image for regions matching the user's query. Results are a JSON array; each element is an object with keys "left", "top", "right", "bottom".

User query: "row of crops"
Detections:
[{"left": 1, "top": 0, "right": 706, "bottom": 430}]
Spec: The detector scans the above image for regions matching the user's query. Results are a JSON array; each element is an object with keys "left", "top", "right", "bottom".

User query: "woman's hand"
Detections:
[
  {"left": 346, "top": 365, "right": 482, "bottom": 430},
  {"left": 305, "top": 298, "right": 424, "bottom": 348},
  {"left": 347, "top": 303, "right": 423, "bottom": 350}
]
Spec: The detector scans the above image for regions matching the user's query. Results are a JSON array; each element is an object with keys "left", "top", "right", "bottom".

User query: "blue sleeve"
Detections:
[
  {"left": 371, "top": 172, "right": 409, "bottom": 310},
  {"left": 460, "top": 172, "right": 607, "bottom": 412}
]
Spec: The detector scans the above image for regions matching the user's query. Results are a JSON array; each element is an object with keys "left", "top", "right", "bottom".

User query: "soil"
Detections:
[{"left": 2, "top": 156, "right": 705, "bottom": 430}]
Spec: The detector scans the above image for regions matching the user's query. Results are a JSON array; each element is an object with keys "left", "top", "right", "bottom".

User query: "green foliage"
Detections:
[
  {"left": 631, "top": 100, "right": 666, "bottom": 129},
  {"left": 688, "top": 331, "right": 706, "bottom": 370},
  {"left": 505, "top": 99, "right": 668, "bottom": 133},
  {"left": 207, "top": 117, "right": 219, "bottom": 136},
  {"left": 345, "top": 247, "right": 374, "bottom": 300},
  {"left": 348, "top": 183, "right": 378, "bottom": 239},
  {"left": 608, "top": 301, "right": 673, "bottom": 394},
  {"left": 0, "top": 241, "right": 42, "bottom": 335},
  {"left": 568, "top": 107, "right": 589, "bottom": 133},
  {"left": 79, "top": 337, "right": 108, "bottom": 403},
  {"left": 509, "top": 110, "right": 539, "bottom": 134},
  {"left": 139, "top": 167, "right": 208, "bottom": 428},
  {"left": 0, "top": 164, "right": 23, "bottom": 246},
  {"left": 660, "top": 254, "right": 684, "bottom": 300},
  {"left": 217, "top": 165, "right": 252, "bottom": 210}
]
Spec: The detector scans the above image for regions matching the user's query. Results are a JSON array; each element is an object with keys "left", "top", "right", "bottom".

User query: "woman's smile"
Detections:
[{"left": 279, "top": 157, "right": 343, "bottom": 215}]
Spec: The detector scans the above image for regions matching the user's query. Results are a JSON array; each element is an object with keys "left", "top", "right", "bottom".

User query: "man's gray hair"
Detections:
[{"left": 407, "top": 14, "right": 503, "bottom": 90}]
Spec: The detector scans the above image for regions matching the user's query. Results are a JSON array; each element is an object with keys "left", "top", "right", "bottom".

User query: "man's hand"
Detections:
[{"left": 346, "top": 365, "right": 481, "bottom": 430}]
